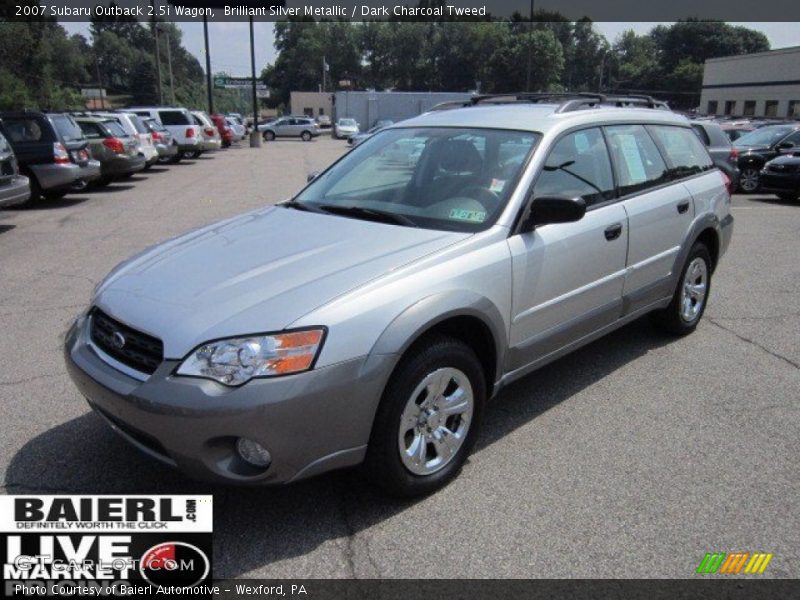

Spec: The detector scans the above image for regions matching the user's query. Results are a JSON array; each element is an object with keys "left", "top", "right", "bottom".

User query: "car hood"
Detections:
[{"left": 94, "top": 206, "right": 468, "bottom": 358}]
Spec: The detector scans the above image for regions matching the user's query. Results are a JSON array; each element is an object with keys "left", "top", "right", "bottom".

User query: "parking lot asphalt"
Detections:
[{"left": 1, "top": 137, "right": 798, "bottom": 579}]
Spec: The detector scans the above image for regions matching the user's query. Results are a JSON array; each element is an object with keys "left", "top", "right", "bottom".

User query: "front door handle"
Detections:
[
  {"left": 604, "top": 223, "right": 623, "bottom": 241},
  {"left": 677, "top": 201, "right": 691, "bottom": 214}
]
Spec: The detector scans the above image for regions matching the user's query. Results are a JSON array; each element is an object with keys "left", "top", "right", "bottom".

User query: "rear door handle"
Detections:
[
  {"left": 677, "top": 201, "right": 691, "bottom": 214},
  {"left": 604, "top": 223, "right": 623, "bottom": 241}
]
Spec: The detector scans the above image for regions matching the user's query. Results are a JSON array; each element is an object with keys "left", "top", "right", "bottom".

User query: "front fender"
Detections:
[{"left": 365, "top": 290, "right": 508, "bottom": 393}]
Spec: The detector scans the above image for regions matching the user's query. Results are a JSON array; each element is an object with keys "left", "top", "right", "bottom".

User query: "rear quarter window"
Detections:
[
  {"left": 691, "top": 124, "right": 711, "bottom": 146},
  {"left": 51, "top": 115, "right": 85, "bottom": 143},
  {"left": 159, "top": 110, "right": 191, "bottom": 126},
  {"left": 648, "top": 125, "right": 714, "bottom": 177}
]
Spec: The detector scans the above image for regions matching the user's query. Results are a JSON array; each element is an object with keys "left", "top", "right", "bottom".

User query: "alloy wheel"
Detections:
[
  {"left": 680, "top": 257, "right": 708, "bottom": 323},
  {"left": 739, "top": 168, "right": 760, "bottom": 193}
]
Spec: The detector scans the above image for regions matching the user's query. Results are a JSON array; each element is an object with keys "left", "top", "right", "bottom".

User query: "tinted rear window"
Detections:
[
  {"left": 51, "top": 115, "right": 85, "bottom": 142},
  {"left": 159, "top": 110, "right": 191, "bottom": 126},
  {"left": 145, "top": 119, "right": 166, "bottom": 132},
  {"left": 2, "top": 117, "right": 51, "bottom": 143},
  {"left": 77, "top": 121, "right": 104, "bottom": 138}
]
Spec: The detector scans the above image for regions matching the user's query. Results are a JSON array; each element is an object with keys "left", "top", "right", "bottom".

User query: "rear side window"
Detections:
[
  {"left": 649, "top": 125, "right": 713, "bottom": 177},
  {"left": 159, "top": 110, "right": 191, "bottom": 126},
  {"left": 533, "top": 127, "right": 615, "bottom": 207},
  {"left": 103, "top": 121, "right": 127, "bottom": 138},
  {"left": 604, "top": 125, "right": 669, "bottom": 196},
  {"left": 691, "top": 124, "right": 711, "bottom": 146},
  {"left": 2, "top": 117, "right": 50, "bottom": 143},
  {"left": 51, "top": 115, "right": 84, "bottom": 142}
]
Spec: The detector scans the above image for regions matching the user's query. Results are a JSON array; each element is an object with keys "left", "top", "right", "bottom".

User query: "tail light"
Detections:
[
  {"left": 186, "top": 127, "right": 195, "bottom": 139},
  {"left": 102, "top": 137, "right": 125, "bottom": 154},
  {"left": 53, "top": 142, "right": 70, "bottom": 164},
  {"left": 729, "top": 147, "right": 738, "bottom": 161},
  {"left": 204, "top": 127, "right": 215, "bottom": 137},
  {"left": 720, "top": 170, "right": 733, "bottom": 196},
  {"left": 151, "top": 130, "right": 162, "bottom": 142}
]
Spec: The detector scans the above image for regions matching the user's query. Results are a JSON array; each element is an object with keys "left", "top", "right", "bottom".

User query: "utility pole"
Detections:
[
  {"left": 203, "top": 15, "right": 214, "bottom": 114},
  {"left": 151, "top": 1, "right": 163, "bottom": 104},
  {"left": 249, "top": 16, "right": 261, "bottom": 147},
  {"left": 525, "top": 0, "right": 534, "bottom": 91},
  {"left": 163, "top": 27, "right": 176, "bottom": 105},
  {"left": 94, "top": 49, "right": 104, "bottom": 109},
  {"left": 322, "top": 56, "right": 327, "bottom": 93}
]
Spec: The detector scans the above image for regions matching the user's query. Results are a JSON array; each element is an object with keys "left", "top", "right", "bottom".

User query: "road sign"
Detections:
[{"left": 213, "top": 77, "right": 266, "bottom": 90}]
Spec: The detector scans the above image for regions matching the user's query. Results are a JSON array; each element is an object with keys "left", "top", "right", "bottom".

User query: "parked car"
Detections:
[
  {"left": 227, "top": 113, "right": 250, "bottom": 135},
  {"left": 191, "top": 111, "right": 222, "bottom": 155},
  {"left": 0, "top": 111, "right": 100, "bottom": 201},
  {"left": 92, "top": 112, "right": 159, "bottom": 169},
  {"left": 74, "top": 117, "right": 146, "bottom": 186},
  {"left": 316, "top": 115, "right": 331, "bottom": 128},
  {"left": 142, "top": 119, "right": 178, "bottom": 162},
  {"left": 127, "top": 107, "right": 203, "bottom": 162},
  {"left": 760, "top": 152, "right": 800, "bottom": 201},
  {"left": 226, "top": 117, "right": 247, "bottom": 141},
  {"left": 732, "top": 123, "right": 800, "bottom": 192},
  {"left": 261, "top": 117, "right": 320, "bottom": 141},
  {"left": 210, "top": 114, "right": 234, "bottom": 148},
  {"left": 0, "top": 128, "right": 31, "bottom": 208},
  {"left": 690, "top": 121, "right": 740, "bottom": 188},
  {"left": 334, "top": 118, "right": 359, "bottom": 139},
  {"left": 65, "top": 94, "right": 732, "bottom": 496},
  {"left": 348, "top": 120, "right": 394, "bottom": 147}
]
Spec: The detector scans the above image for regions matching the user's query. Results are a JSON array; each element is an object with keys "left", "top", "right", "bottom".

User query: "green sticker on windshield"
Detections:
[{"left": 449, "top": 208, "right": 487, "bottom": 223}]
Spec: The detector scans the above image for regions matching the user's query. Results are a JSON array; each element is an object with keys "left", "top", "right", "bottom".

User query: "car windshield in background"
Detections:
[
  {"left": 51, "top": 115, "right": 84, "bottom": 142},
  {"left": 103, "top": 121, "right": 128, "bottom": 138},
  {"left": 339, "top": 119, "right": 357, "bottom": 126},
  {"left": 294, "top": 127, "right": 539, "bottom": 232},
  {"left": 734, "top": 125, "right": 795, "bottom": 147}
]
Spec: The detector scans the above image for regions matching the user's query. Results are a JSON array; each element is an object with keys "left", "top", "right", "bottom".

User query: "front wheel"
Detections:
[
  {"left": 364, "top": 335, "right": 485, "bottom": 497},
  {"left": 263, "top": 131, "right": 275, "bottom": 141},
  {"left": 738, "top": 167, "right": 761, "bottom": 193},
  {"left": 651, "top": 242, "right": 712, "bottom": 336},
  {"left": 301, "top": 131, "right": 312, "bottom": 142}
]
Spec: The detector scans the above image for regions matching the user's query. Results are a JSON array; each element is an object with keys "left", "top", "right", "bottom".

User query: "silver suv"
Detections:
[{"left": 65, "top": 94, "right": 733, "bottom": 496}]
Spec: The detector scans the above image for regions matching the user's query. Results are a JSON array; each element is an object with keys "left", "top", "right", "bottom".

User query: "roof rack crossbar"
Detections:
[{"left": 429, "top": 92, "right": 669, "bottom": 114}]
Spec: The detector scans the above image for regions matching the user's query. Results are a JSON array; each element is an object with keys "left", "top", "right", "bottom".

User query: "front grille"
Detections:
[{"left": 90, "top": 309, "right": 163, "bottom": 375}]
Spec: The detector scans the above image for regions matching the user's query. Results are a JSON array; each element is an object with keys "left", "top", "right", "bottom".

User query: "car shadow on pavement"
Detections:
[
  {"left": 5, "top": 318, "right": 670, "bottom": 577},
  {"left": 749, "top": 195, "right": 799, "bottom": 207},
  {"left": 0, "top": 224, "right": 15, "bottom": 233},
  {"left": 83, "top": 185, "right": 135, "bottom": 194},
  {"left": 24, "top": 196, "right": 90, "bottom": 209}
]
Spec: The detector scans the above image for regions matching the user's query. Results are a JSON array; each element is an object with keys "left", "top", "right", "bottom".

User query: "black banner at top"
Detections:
[{"left": 4, "top": 0, "right": 800, "bottom": 22}]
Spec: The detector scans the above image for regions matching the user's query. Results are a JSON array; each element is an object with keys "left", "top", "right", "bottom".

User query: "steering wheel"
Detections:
[{"left": 450, "top": 185, "right": 501, "bottom": 211}]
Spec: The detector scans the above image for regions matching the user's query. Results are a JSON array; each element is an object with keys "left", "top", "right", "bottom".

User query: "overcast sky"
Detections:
[{"left": 61, "top": 21, "right": 800, "bottom": 77}]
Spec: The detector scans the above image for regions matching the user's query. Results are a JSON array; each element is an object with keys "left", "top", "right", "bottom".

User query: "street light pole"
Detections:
[
  {"left": 249, "top": 16, "right": 261, "bottom": 147},
  {"left": 151, "top": 1, "right": 163, "bottom": 104},
  {"left": 525, "top": 0, "right": 535, "bottom": 92}
]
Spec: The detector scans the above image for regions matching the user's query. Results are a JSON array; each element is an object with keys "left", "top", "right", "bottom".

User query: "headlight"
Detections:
[{"left": 176, "top": 328, "right": 325, "bottom": 386}]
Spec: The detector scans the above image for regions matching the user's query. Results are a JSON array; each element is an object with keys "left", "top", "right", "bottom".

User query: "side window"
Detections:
[
  {"left": 649, "top": 125, "right": 713, "bottom": 177},
  {"left": 532, "top": 128, "right": 615, "bottom": 207},
  {"left": 782, "top": 131, "right": 800, "bottom": 146},
  {"left": 3, "top": 118, "right": 46, "bottom": 143},
  {"left": 604, "top": 125, "right": 669, "bottom": 197}
]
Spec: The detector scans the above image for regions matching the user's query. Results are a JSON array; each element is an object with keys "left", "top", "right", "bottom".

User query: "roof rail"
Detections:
[{"left": 429, "top": 92, "right": 669, "bottom": 113}]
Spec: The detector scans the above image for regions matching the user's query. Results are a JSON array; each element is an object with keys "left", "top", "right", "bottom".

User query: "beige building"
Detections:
[
  {"left": 700, "top": 46, "right": 800, "bottom": 118},
  {"left": 290, "top": 91, "right": 332, "bottom": 118}
]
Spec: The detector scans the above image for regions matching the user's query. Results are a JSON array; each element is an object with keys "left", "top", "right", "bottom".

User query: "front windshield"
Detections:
[
  {"left": 734, "top": 125, "right": 794, "bottom": 147},
  {"left": 295, "top": 127, "right": 540, "bottom": 232},
  {"left": 339, "top": 119, "right": 356, "bottom": 126}
]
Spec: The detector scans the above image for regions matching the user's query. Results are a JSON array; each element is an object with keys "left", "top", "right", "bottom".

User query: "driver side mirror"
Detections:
[
  {"left": 777, "top": 141, "right": 795, "bottom": 150},
  {"left": 307, "top": 171, "right": 320, "bottom": 182},
  {"left": 521, "top": 196, "right": 586, "bottom": 232}
]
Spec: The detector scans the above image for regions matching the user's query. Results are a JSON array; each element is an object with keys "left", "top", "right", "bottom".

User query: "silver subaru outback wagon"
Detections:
[{"left": 65, "top": 94, "right": 733, "bottom": 496}]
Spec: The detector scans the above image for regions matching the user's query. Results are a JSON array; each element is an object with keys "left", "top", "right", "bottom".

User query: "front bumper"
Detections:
[
  {"left": 0, "top": 175, "right": 30, "bottom": 208},
  {"left": 64, "top": 314, "right": 393, "bottom": 485},
  {"left": 760, "top": 171, "right": 800, "bottom": 195}
]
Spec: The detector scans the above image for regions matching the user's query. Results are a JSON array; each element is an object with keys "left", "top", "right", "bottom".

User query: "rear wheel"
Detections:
[
  {"left": 364, "top": 335, "right": 485, "bottom": 497},
  {"left": 651, "top": 242, "right": 712, "bottom": 336},
  {"left": 738, "top": 167, "right": 761, "bottom": 193}
]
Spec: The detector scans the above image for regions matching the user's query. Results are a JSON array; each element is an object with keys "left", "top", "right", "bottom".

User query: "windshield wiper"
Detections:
[
  {"left": 279, "top": 199, "right": 325, "bottom": 213},
  {"left": 318, "top": 204, "right": 418, "bottom": 227}
]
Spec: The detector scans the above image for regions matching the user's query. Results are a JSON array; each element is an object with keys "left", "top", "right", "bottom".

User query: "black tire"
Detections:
[
  {"left": 185, "top": 150, "right": 202, "bottom": 159},
  {"left": 43, "top": 190, "right": 68, "bottom": 201},
  {"left": 777, "top": 193, "right": 799, "bottom": 201},
  {"left": 651, "top": 242, "right": 712, "bottom": 336},
  {"left": 738, "top": 167, "right": 761, "bottom": 194},
  {"left": 93, "top": 177, "right": 112, "bottom": 188},
  {"left": 264, "top": 131, "right": 275, "bottom": 141},
  {"left": 301, "top": 131, "right": 312, "bottom": 142},
  {"left": 363, "top": 334, "right": 486, "bottom": 497},
  {"left": 22, "top": 175, "right": 42, "bottom": 205},
  {"left": 167, "top": 152, "right": 183, "bottom": 165}
]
